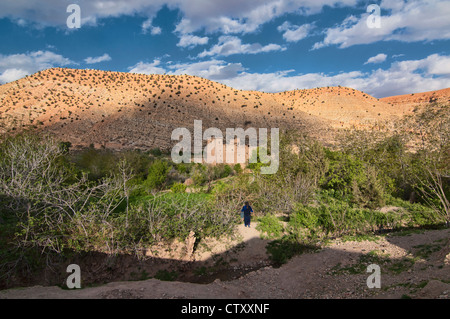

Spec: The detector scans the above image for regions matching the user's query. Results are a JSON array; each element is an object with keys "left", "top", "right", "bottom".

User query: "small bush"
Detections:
[
  {"left": 145, "top": 159, "right": 170, "bottom": 190},
  {"left": 171, "top": 182, "right": 187, "bottom": 193},
  {"left": 233, "top": 163, "right": 243, "bottom": 174},
  {"left": 191, "top": 164, "right": 208, "bottom": 186},
  {"left": 256, "top": 214, "right": 284, "bottom": 239},
  {"left": 321, "top": 150, "right": 385, "bottom": 209},
  {"left": 149, "top": 147, "right": 162, "bottom": 157}
]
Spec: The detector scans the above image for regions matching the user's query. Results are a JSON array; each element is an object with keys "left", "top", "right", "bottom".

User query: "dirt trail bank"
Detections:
[{"left": 1, "top": 225, "right": 449, "bottom": 299}]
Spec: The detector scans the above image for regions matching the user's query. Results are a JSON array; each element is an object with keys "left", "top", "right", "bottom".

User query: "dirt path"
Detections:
[{"left": 1, "top": 225, "right": 449, "bottom": 299}]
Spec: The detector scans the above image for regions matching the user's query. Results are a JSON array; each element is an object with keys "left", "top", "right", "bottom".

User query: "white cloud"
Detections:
[
  {"left": 127, "top": 53, "right": 450, "bottom": 98},
  {"left": 177, "top": 34, "right": 209, "bottom": 49},
  {"left": 128, "top": 59, "right": 167, "bottom": 75},
  {"left": 198, "top": 36, "right": 285, "bottom": 58},
  {"left": 84, "top": 53, "right": 112, "bottom": 64},
  {"left": 0, "top": 0, "right": 358, "bottom": 34},
  {"left": 364, "top": 53, "right": 387, "bottom": 65},
  {"left": 4, "top": 0, "right": 448, "bottom": 52},
  {"left": 0, "top": 50, "right": 73, "bottom": 84},
  {"left": 277, "top": 22, "right": 313, "bottom": 42},
  {"left": 0, "top": 68, "right": 30, "bottom": 84},
  {"left": 168, "top": 60, "right": 245, "bottom": 80},
  {"left": 128, "top": 58, "right": 245, "bottom": 81},
  {"left": 225, "top": 54, "right": 450, "bottom": 97},
  {"left": 142, "top": 19, "right": 162, "bottom": 35},
  {"left": 0, "top": 0, "right": 158, "bottom": 27},
  {"left": 393, "top": 54, "right": 450, "bottom": 76},
  {"left": 150, "top": 26, "right": 162, "bottom": 35},
  {"left": 172, "top": 0, "right": 358, "bottom": 35},
  {"left": 7, "top": 0, "right": 447, "bottom": 53},
  {"left": 313, "top": 0, "right": 450, "bottom": 49}
]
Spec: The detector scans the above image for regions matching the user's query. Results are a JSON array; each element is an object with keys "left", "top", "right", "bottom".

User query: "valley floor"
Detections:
[{"left": 1, "top": 223, "right": 449, "bottom": 299}]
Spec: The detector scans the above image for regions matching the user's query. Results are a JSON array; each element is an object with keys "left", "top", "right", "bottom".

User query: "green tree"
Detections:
[
  {"left": 321, "top": 149, "right": 385, "bottom": 209},
  {"left": 145, "top": 159, "right": 170, "bottom": 190}
]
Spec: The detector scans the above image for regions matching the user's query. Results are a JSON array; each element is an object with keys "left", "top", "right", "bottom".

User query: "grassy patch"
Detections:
[
  {"left": 412, "top": 240, "right": 446, "bottom": 260},
  {"left": 266, "top": 235, "right": 320, "bottom": 266},
  {"left": 340, "top": 233, "right": 380, "bottom": 243},
  {"left": 328, "top": 250, "right": 416, "bottom": 276},
  {"left": 255, "top": 214, "right": 285, "bottom": 240},
  {"left": 388, "top": 228, "right": 427, "bottom": 237},
  {"left": 154, "top": 269, "right": 178, "bottom": 281}
]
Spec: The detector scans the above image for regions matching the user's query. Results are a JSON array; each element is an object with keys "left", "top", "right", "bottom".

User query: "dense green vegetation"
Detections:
[{"left": 0, "top": 103, "right": 448, "bottom": 285}]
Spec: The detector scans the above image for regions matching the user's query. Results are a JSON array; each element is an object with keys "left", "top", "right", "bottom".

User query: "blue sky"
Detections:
[{"left": 0, "top": 0, "right": 449, "bottom": 98}]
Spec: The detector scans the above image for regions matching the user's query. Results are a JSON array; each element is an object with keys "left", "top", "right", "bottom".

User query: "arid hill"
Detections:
[
  {"left": 0, "top": 67, "right": 447, "bottom": 150},
  {"left": 381, "top": 87, "right": 450, "bottom": 109}
]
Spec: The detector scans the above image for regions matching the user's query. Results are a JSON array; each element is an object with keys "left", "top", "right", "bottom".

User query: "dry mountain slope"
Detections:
[
  {"left": 381, "top": 87, "right": 450, "bottom": 109},
  {"left": 0, "top": 67, "right": 444, "bottom": 150}
]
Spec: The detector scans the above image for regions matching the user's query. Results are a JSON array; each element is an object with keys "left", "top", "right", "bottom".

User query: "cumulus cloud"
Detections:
[
  {"left": 0, "top": 50, "right": 73, "bottom": 84},
  {"left": 136, "top": 53, "right": 449, "bottom": 98},
  {"left": 277, "top": 22, "right": 314, "bottom": 42},
  {"left": 177, "top": 34, "right": 209, "bottom": 49},
  {"left": 364, "top": 53, "right": 387, "bottom": 65},
  {"left": 142, "top": 19, "right": 162, "bottom": 35},
  {"left": 5, "top": 0, "right": 446, "bottom": 53},
  {"left": 224, "top": 54, "right": 450, "bottom": 97},
  {"left": 126, "top": 53, "right": 450, "bottom": 98},
  {"left": 84, "top": 53, "right": 112, "bottom": 64},
  {"left": 0, "top": 0, "right": 165, "bottom": 28},
  {"left": 128, "top": 58, "right": 245, "bottom": 81},
  {"left": 128, "top": 59, "right": 167, "bottom": 75},
  {"left": 313, "top": 0, "right": 450, "bottom": 49},
  {"left": 172, "top": 0, "right": 358, "bottom": 35},
  {"left": 198, "top": 36, "right": 285, "bottom": 58},
  {"left": 168, "top": 60, "right": 245, "bottom": 80},
  {"left": 0, "top": 0, "right": 358, "bottom": 34}
]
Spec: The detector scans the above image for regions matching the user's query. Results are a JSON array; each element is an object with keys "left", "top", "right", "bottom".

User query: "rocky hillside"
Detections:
[
  {"left": 0, "top": 68, "right": 447, "bottom": 150},
  {"left": 381, "top": 87, "right": 450, "bottom": 109}
]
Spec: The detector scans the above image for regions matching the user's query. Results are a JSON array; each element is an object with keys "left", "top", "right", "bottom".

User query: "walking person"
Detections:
[{"left": 241, "top": 201, "right": 253, "bottom": 227}]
